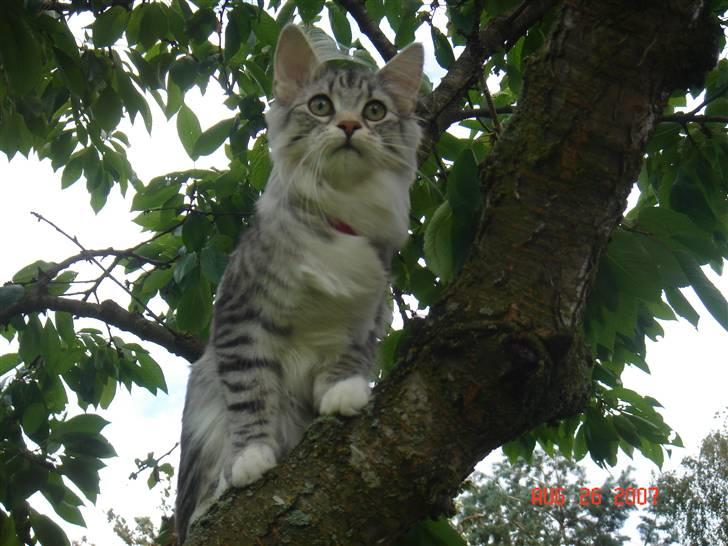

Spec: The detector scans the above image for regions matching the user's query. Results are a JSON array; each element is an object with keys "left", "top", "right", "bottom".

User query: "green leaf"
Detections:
[
  {"left": 41, "top": 474, "right": 86, "bottom": 527},
  {"left": 250, "top": 135, "right": 272, "bottom": 190},
  {"left": 139, "top": 3, "right": 170, "bottom": 49},
  {"left": 424, "top": 202, "right": 455, "bottom": 283},
  {"left": 21, "top": 402, "right": 47, "bottom": 435},
  {"left": 92, "top": 88, "right": 124, "bottom": 132},
  {"left": 93, "top": 6, "right": 129, "bottom": 47},
  {"left": 447, "top": 150, "right": 481, "bottom": 215},
  {"left": 675, "top": 251, "right": 728, "bottom": 331},
  {"left": 193, "top": 117, "right": 234, "bottom": 157},
  {"left": 296, "top": 0, "right": 325, "bottom": 23},
  {"left": 0, "top": 353, "right": 19, "bottom": 376},
  {"left": 99, "top": 376, "right": 117, "bottom": 409},
  {"left": 379, "top": 329, "right": 404, "bottom": 376},
  {"left": 29, "top": 510, "right": 70, "bottom": 546},
  {"left": 182, "top": 212, "right": 212, "bottom": 251},
  {"left": 170, "top": 56, "right": 199, "bottom": 92},
  {"left": 131, "top": 180, "right": 181, "bottom": 212},
  {"left": 200, "top": 245, "right": 229, "bottom": 284},
  {"left": 57, "top": 414, "right": 110, "bottom": 436},
  {"left": 0, "top": 12, "right": 42, "bottom": 94},
  {"left": 60, "top": 455, "right": 103, "bottom": 503},
  {"left": 431, "top": 27, "right": 455, "bottom": 69},
  {"left": 176, "top": 275, "right": 212, "bottom": 332},
  {"left": 186, "top": 7, "right": 217, "bottom": 43},
  {"left": 397, "top": 518, "right": 467, "bottom": 546},
  {"left": 48, "top": 271, "right": 77, "bottom": 296},
  {"left": 0, "top": 284, "right": 24, "bottom": 310},
  {"left": 225, "top": 7, "right": 252, "bottom": 61},
  {"left": 174, "top": 253, "right": 199, "bottom": 286},
  {"left": 13, "top": 260, "right": 57, "bottom": 284},
  {"left": 253, "top": 9, "right": 280, "bottom": 47},
  {"left": 328, "top": 3, "right": 352, "bottom": 46},
  {"left": 62, "top": 433, "right": 117, "bottom": 459},
  {"left": 61, "top": 154, "right": 84, "bottom": 188},
  {"left": 177, "top": 104, "right": 202, "bottom": 159},
  {"left": 135, "top": 351, "right": 168, "bottom": 394},
  {"left": 664, "top": 287, "right": 699, "bottom": 327},
  {"left": 365, "top": 0, "right": 385, "bottom": 22},
  {"left": 0, "top": 509, "right": 21, "bottom": 546}
]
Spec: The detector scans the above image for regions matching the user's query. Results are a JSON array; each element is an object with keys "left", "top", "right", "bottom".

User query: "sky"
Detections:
[{"left": 0, "top": 12, "right": 727, "bottom": 546}]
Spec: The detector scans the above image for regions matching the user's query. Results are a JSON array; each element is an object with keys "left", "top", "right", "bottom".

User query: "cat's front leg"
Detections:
[
  {"left": 215, "top": 350, "right": 283, "bottom": 488},
  {"left": 314, "top": 344, "right": 373, "bottom": 416}
]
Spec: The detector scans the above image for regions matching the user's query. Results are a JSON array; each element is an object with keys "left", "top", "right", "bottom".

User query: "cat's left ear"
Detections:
[
  {"left": 274, "top": 25, "right": 320, "bottom": 106},
  {"left": 378, "top": 43, "right": 424, "bottom": 115}
]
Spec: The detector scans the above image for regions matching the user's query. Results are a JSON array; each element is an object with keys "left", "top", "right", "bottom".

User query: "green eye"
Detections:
[
  {"left": 308, "top": 95, "right": 334, "bottom": 116},
  {"left": 363, "top": 100, "right": 387, "bottom": 121}
]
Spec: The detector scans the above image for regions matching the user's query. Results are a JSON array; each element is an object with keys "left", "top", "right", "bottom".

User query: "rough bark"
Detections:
[{"left": 185, "top": 1, "right": 720, "bottom": 545}]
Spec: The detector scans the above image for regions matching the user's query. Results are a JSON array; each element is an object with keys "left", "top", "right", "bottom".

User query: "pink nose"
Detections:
[{"left": 337, "top": 120, "right": 361, "bottom": 137}]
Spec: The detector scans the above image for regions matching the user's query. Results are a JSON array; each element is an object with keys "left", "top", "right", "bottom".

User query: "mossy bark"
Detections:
[{"left": 185, "top": 1, "right": 720, "bottom": 544}]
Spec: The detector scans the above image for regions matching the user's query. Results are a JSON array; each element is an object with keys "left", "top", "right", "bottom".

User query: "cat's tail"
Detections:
[{"left": 176, "top": 349, "right": 229, "bottom": 544}]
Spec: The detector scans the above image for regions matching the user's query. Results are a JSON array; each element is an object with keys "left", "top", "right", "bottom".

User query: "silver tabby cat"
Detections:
[{"left": 175, "top": 25, "right": 423, "bottom": 543}]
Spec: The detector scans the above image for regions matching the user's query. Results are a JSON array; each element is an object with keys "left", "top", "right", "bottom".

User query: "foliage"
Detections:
[
  {"left": 639, "top": 412, "right": 728, "bottom": 546},
  {"left": 456, "top": 450, "right": 638, "bottom": 546},
  {"left": 0, "top": 0, "right": 727, "bottom": 543}
]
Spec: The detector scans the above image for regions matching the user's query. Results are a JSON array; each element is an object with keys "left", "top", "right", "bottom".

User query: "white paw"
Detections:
[
  {"left": 231, "top": 443, "right": 276, "bottom": 487},
  {"left": 318, "top": 376, "right": 370, "bottom": 416}
]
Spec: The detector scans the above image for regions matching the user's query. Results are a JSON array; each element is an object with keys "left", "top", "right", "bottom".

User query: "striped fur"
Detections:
[{"left": 176, "top": 25, "right": 423, "bottom": 543}]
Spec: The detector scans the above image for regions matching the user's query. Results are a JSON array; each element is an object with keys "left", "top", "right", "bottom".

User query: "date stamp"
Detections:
[{"left": 530, "top": 487, "right": 659, "bottom": 507}]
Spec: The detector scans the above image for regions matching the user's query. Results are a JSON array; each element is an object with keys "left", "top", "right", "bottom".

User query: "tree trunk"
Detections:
[{"left": 185, "top": 1, "right": 719, "bottom": 544}]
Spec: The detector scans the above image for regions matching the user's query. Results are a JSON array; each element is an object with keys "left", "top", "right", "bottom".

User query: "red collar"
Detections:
[{"left": 330, "top": 218, "right": 357, "bottom": 236}]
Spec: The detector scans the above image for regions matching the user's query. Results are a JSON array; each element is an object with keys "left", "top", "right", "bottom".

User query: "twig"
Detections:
[
  {"left": 480, "top": 72, "right": 502, "bottom": 137},
  {"left": 392, "top": 287, "right": 410, "bottom": 326},
  {"left": 444, "top": 107, "right": 515, "bottom": 125},
  {"left": 129, "top": 442, "right": 180, "bottom": 480},
  {"left": 30, "top": 212, "right": 168, "bottom": 327}
]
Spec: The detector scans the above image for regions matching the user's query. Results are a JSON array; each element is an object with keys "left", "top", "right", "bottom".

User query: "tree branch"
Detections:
[
  {"left": 660, "top": 113, "right": 728, "bottom": 124},
  {"left": 336, "top": 0, "right": 398, "bottom": 61},
  {"left": 417, "top": 0, "right": 558, "bottom": 157},
  {"left": 0, "top": 290, "right": 203, "bottom": 362}
]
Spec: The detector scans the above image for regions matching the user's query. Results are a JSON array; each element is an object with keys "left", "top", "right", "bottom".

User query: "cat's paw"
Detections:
[
  {"left": 231, "top": 444, "right": 276, "bottom": 487},
  {"left": 318, "top": 376, "right": 370, "bottom": 416}
]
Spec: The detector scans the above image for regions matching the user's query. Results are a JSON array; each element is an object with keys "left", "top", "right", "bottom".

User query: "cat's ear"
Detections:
[
  {"left": 274, "top": 25, "right": 320, "bottom": 106},
  {"left": 378, "top": 43, "right": 424, "bottom": 115}
]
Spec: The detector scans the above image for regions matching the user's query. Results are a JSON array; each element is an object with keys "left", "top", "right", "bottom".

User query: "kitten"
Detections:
[{"left": 175, "top": 25, "right": 423, "bottom": 543}]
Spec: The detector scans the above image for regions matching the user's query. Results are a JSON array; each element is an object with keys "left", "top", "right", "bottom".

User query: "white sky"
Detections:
[{"left": 0, "top": 14, "right": 727, "bottom": 546}]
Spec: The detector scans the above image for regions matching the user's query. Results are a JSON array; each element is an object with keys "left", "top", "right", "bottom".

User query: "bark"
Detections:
[
  {"left": 185, "top": 1, "right": 720, "bottom": 545},
  {"left": 0, "top": 290, "right": 204, "bottom": 362}
]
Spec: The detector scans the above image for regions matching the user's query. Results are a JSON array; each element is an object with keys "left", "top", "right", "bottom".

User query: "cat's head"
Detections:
[{"left": 265, "top": 25, "right": 423, "bottom": 188}]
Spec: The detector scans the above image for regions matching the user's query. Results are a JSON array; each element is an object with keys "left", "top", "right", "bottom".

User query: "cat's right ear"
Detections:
[{"left": 274, "top": 25, "right": 319, "bottom": 106}]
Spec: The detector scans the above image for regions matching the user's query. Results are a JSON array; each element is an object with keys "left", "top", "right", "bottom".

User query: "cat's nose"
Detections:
[{"left": 337, "top": 120, "right": 361, "bottom": 137}]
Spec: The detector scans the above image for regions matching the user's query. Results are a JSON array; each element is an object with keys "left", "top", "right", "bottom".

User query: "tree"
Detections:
[
  {"left": 639, "top": 413, "right": 728, "bottom": 546},
  {"left": 457, "top": 450, "right": 637, "bottom": 546},
  {"left": 0, "top": 0, "right": 727, "bottom": 544}
]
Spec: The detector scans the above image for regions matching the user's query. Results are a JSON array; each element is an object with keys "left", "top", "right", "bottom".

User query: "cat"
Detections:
[{"left": 175, "top": 24, "right": 423, "bottom": 543}]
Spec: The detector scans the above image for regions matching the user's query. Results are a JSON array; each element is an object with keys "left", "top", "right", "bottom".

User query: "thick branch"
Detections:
[
  {"left": 419, "top": 0, "right": 558, "bottom": 152},
  {"left": 0, "top": 290, "right": 203, "bottom": 362},
  {"left": 452, "top": 109, "right": 728, "bottom": 126},
  {"left": 186, "top": 1, "right": 720, "bottom": 545}
]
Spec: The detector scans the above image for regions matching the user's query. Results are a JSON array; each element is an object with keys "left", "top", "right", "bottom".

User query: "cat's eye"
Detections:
[
  {"left": 308, "top": 95, "right": 334, "bottom": 117},
  {"left": 363, "top": 100, "right": 387, "bottom": 121}
]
